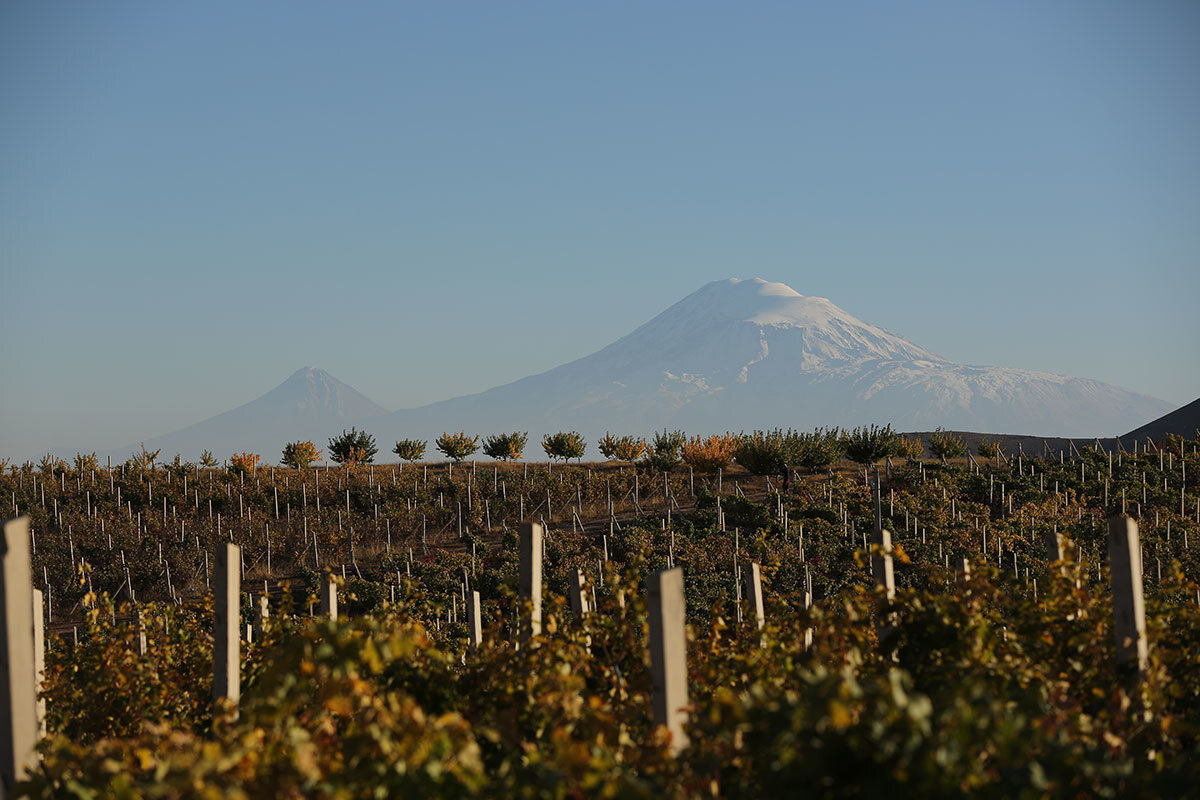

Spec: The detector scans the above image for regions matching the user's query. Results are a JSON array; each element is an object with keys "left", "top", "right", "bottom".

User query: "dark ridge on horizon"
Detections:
[{"left": 1122, "top": 397, "right": 1200, "bottom": 442}]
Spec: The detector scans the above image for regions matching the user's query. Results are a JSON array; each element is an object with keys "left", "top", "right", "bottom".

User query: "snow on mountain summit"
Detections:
[{"left": 594, "top": 277, "right": 944, "bottom": 369}]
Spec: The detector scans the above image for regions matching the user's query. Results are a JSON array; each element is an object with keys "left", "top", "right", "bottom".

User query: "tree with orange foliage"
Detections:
[
  {"left": 228, "top": 452, "right": 261, "bottom": 476},
  {"left": 282, "top": 440, "right": 322, "bottom": 469},
  {"left": 681, "top": 434, "right": 740, "bottom": 473}
]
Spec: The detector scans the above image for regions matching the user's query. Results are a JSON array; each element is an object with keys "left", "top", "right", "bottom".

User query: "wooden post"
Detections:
[
  {"left": 321, "top": 574, "right": 338, "bottom": 621},
  {"left": 518, "top": 522, "right": 543, "bottom": 644},
  {"left": 1107, "top": 515, "right": 1147, "bottom": 673},
  {"left": 466, "top": 590, "right": 482, "bottom": 649},
  {"left": 744, "top": 562, "right": 764, "bottom": 631},
  {"left": 647, "top": 567, "right": 689, "bottom": 755},
  {"left": 569, "top": 569, "right": 589, "bottom": 616},
  {"left": 213, "top": 542, "right": 240, "bottom": 709},
  {"left": 0, "top": 517, "right": 39, "bottom": 790}
]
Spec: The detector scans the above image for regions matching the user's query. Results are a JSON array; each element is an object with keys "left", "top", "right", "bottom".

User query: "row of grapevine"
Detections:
[{"left": 0, "top": 432, "right": 1198, "bottom": 795}]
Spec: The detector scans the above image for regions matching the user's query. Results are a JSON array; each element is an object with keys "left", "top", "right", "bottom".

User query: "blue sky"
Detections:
[{"left": 3, "top": 1, "right": 1198, "bottom": 459}]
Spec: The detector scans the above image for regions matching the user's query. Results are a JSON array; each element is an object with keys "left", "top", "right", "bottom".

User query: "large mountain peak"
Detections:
[
  {"left": 595, "top": 277, "right": 944, "bottom": 369},
  {"left": 381, "top": 277, "right": 1171, "bottom": 441}
]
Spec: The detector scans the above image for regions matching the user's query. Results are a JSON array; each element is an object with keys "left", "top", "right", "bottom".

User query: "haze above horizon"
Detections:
[{"left": 3, "top": 2, "right": 1198, "bottom": 459}]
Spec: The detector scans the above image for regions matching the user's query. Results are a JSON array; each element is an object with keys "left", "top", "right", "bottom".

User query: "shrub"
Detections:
[
  {"left": 598, "top": 433, "right": 646, "bottom": 463},
  {"left": 35, "top": 613, "right": 489, "bottom": 796},
  {"left": 645, "top": 429, "right": 687, "bottom": 472},
  {"left": 897, "top": 436, "right": 924, "bottom": 461},
  {"left": 793, "top": 427, "right": 845, "bottom": 472},
  {"left": 735, "top": 428, "right": 842, "bottom": 480},
  {"left": 929, "top": 427, "right": 967, "bottom": 460},
  {"left": 329, "top": 428, "right": 378, "bottom": 465},
  {"left": 977, "top": 439, "right": 1001, "bottom": 459},
  {"left": 38, "top": 453, "right": 65, "bottom": 475},
  {"left": 682, "top": 434, "right": 740, "bottom": 473},
  {"left": 281, "top": 441, "right": 322, "bottom": 469},
  {"left": 393, "top": 439, "right": 427, "bottom": 463},
  {"left": 73, "top": 452, "right": 99, "bottom": 474},
  {"left": 228, "top": 452, "right": 260, "bottom": 476},
  {"left": 435, "top": 432, "right": 479, "bottom": 462},
  {"left": 482, "top": 432, "right": 527, "bottom": 462},
  {"left": 164, "top": 454, "right": 190, "bottom": 481},
  {"left": 735, "top": 431, "right": 788, "bottom": 477},
  {"left": 40, "top": 597, "right": 212, "bottom": 742},
  {"left": 128, "top": 445, "right": 161, "bottom": 473},
  {"left": 597, "top": 433, "right": 619, "bottom": 461},
  {"left": 542, "top": 431, "right": 586, "bottom": 462},
  {"left": 843, "top": 424, "right": 900, "bottom": 466}
]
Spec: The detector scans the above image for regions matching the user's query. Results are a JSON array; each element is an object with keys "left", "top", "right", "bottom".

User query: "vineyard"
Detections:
[{"left": 3, "top": 429, "right": 1200, "bottom": 797}]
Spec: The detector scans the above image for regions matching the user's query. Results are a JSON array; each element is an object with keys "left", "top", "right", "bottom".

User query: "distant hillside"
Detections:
[
  {"left": 901, "top": 430, "right": 1120, "bottom": 460},
  {"left": 1122, "top": 397, "right": 1200, "bottom": 442}
]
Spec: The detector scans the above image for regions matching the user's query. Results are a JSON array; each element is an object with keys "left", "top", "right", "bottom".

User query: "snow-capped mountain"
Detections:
[
  {"left": 105, "top": 279, "right": 1173, "bottom": 463},
  {"left": 110, "top": 367, "right": 387, "bottom": 462},
  {"left": 378, "top": 278, "right": 1172, "bottom": 446}
]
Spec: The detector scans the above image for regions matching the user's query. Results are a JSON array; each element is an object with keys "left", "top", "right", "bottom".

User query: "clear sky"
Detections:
[{"left": 3, "top": 1, "right": 1198, "bottom": 460}]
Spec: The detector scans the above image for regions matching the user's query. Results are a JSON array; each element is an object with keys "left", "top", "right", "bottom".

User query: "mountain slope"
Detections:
[
  {"left": 111, "top": 367, "right": 388, "bottom": 462},
  {"left": 1123, "top": 397, "right": 1200, "bottom": 442},
  {"left": 377, "top": 278, "right": 1172, "bottom": 448}
]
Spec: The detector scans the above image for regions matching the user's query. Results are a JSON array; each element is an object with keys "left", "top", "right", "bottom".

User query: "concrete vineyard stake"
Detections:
[
  {"left": 569, "top": 569, "right": 590, "bottom": 616},
  {"left": 647, "top": 567, "right": 689, "bottom": 755},
  {"left": 32, "top": 587, "right": 44, "bottom": 737},
  {"left": 519, "top": 522, "right": 543, "bottom": 645},
  {"left": 1107, "top": 515, "right": 1148, "bottom": 674},
  {"left": 744, "top": 562, "right": 764, "bottom": 631},
  {"left": 321, "top": 575, "right": 338, "bottom": 620},
  {"left": 213, "top": 542, "right": 241, "bottom": 710},
  {"left": 0, "top": 516, "right": 39, "bottom": 791},
  {"left": 467, "top": 590, "right": 482, "bottom": 650}
]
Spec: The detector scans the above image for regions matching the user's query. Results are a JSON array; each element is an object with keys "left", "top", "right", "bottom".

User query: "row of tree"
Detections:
[
  {"left": 15, "top": 425, "right": 985, "bottom": 476},
  {"left": 263, "top": 425, "right": 981, "bottom": 474}
]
